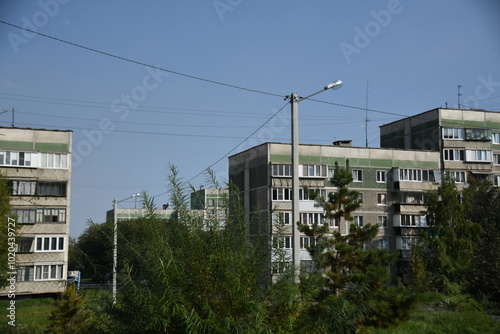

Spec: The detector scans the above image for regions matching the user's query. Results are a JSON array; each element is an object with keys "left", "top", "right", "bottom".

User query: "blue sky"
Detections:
[{"left": 1, "top": 0, "right": 499, "bottom": 238}]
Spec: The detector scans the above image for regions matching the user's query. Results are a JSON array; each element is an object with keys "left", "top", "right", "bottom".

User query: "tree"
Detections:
[
  {"left": 0, "top": 173, "right": 15, "bottom": 288},
  {"left": 463, "top": 179, "right": 500, "bottom": 304},
  {"left": 45, "top": 285, "right": 98, "bottom": 333},
  {"left": 412, "top": 175, "right": 482, "bottom": 294},
  {"left": 298, "top": 161, "right": 405, "bottom": 333},
  {"left": 107, "top": 166, "right": 300, "bottom": 333}
]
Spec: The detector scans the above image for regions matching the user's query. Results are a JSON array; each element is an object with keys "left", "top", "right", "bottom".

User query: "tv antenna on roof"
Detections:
[{"left": 457, "top": 85, "right": 462, "bottom": 109}]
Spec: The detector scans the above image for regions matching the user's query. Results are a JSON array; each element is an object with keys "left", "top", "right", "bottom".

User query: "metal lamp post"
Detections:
[
  {"left": 112, "top": 193, "right": 141, "bottom": 304},
  {"left": 290, "top": 80, "right": 342, "bottom": 278}
]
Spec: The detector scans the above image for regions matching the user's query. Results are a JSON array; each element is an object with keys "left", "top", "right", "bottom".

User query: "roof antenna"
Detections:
[
  {"left": 457, "top": 85, "right": 462, "bottom": 109},
  {"left": 365, "top": 81, "right": 369, "bottom": 148}
]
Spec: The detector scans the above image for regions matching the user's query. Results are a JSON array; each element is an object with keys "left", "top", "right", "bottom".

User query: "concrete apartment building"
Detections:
[
  {"left": 229, "top": 108, "right": 500, "bottom": 281},
  {"left": 0, "top": 127, "right": 72, "bottom": 296}
]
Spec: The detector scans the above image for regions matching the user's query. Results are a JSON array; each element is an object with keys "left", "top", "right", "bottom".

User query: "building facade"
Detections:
[
  {"left": 229, "top": 108, "right": 500, "bottom": 281},
  {"left": 0, "top": 127, "right": 72, "bottom": 296}
]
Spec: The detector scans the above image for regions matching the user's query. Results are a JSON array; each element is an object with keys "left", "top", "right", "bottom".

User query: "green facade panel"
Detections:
[{"left": 0, "top": 140, "right": 70, "bottom": 153}]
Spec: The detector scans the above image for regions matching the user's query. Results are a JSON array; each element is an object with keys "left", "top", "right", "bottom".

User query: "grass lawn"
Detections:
[{"left": 0, "top": 297, "right": 56, "bottom": 333}]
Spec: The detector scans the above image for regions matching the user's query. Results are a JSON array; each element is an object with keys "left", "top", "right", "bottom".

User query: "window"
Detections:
[
  {"left": 300, "top": 212, "right": 323, "bottom": 225},
  {"left": 377, "top": 193, "right": 387, "bottom": 205},
  {"left": 442, "top": 127, "right": 464, "bottom": 140},
  {"left": 36, "top": 208, "right": 66, "bottom": 223},
  {"left": 12, "top": 209, "right": 36, "bottom": 224},
  {"left": 443, "top": 149, "right": 464, "bottom": 161},
  {"left": 299, "top": 188, "right": 326, "bottom": 200},
  {"left": 34, "top": 264, "right": 64, "bottom": 281},
  {"left": 328, "top": 167, "right": 335, "bottom": 178},
  {"left": 465, "top": 128, "right": 491, "bottom": 141},
  {"left": 400, "top": 215, "right": 427, "bottom": 227},
  {"left": 272, "top": 188, "right": 292, "bottom": 201},
  {"left": 401, "top": 236, "right": 418, "bottom": 250},
  {"left": 35, "top": 236, "right": 65, "bottom": 252},
  {"left": 17, "top": 238, "right": 34, "bottom": 253},
  {"left": 0, "top": 151, "right": 33, "bottom": 167},
  {"left": 449, "top": 171, "right": 466, "bottom": 183},
  {"left": 352, "top": 170, "right": 362, "bottom": 182},
  {"left": 272, "top": 262, "right": 291, "bottom": 274},
  {"left": 9, "top": 181, "right": 36, "bottom": 195},
  {"left": 494, "top": 175, "right": 500, "bottom": 187},
  {"left": 358, "top": 192, "right": 363, "bottom": 205},
  {"left": 272, "top": 236, "right": 292, "bottom": 249},
  {"left": 378, "top": 216, "right": 388, "bottom": 228},
  {"left": 465, "top": 150, "right": 492, "bottom": 162},
  {"left": 494, "top": 154, "right": 500, "bottom": 165},
  {"left": 329, "top": 217, "right": 339, "bottom": 228},
  {"left": 273, "top": 211, "right": 291, "bottom": 225},
  {"left": 40, "top": 153, "right": 68, "bottom": 169},
  {"left": 16, "top": 266, "right": 34, "bottom": 282},
  {"left": 398, "top": 169, "right": 421, "bottom": 181},
  {"left": 272, "top": 164, "right": 291, "bottom": 177},
  {"left": 354, "top": 216, "right": 364, "bottom": 227},
  {"left": 376, "top": 170, "right": 386, "bottom": 183},
  {"left": 36, "top": 182, "right": 67, "bottom": 196},
  {"left": 379, "top": 238, "right": 389, "bottom": 250},
  {"left": 398, "top": 169, "right": 440, "bottom": 182},
  {"left": 300, "top": 236, "right": 317, "bottom": 249},
  {"left": 398, "top": 192, "right": 425, "bottom": 204},
  {"left": 493, "top": 133, "right": 500, "bottom": 144},
  {"left": 301, "top": 164, "right": 327, "bottom": 177}
]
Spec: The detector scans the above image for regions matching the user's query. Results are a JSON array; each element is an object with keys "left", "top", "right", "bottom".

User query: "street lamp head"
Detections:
[
  {"left": 325, "top": 80, "right": 343, "bottom": 90},
  {"left": 132, "top": 193, "right": 141, "bottom": 197}
]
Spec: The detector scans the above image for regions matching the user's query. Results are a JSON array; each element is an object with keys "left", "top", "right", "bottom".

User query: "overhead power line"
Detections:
[{"left": 0, "top": 20, "right": 283, "bottom": 99}]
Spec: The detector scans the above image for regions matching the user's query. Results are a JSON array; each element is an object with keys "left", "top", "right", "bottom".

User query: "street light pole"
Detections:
[
  {"left": 290, "top": 80, "right": 342, "bottom": 279},
  {"left": 112, "top": 193, "right": 141, "bottom": 305}
]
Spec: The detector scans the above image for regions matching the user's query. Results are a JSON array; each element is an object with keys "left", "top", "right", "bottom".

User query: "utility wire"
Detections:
[{"left": 0, "top": 20, "right": 284, "bottom": 99}]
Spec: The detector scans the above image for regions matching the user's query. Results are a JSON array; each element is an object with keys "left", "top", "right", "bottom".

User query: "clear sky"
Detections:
[{"left": 0, "top": 0, "right": 499, "bottom": 238}]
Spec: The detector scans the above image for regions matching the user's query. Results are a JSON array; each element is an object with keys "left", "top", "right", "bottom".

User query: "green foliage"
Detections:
[
  {"left": 45, "top": 285, "right": 98, "bottom": 334},
  {"left": 463, "top": 179, "right": 500, "bottom": 305},
  {"left": 413, "top": 175, "right": 482, "bottom": 294},
  {"left": 299, "top": 161, "right": 406, "bottom": 332},
  {"left": 106, "top": 166, "right": 296, "bottom": 333}
]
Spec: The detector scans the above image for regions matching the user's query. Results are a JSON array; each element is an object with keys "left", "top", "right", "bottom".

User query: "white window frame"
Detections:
[
  {"left": 354, "top": 215, "right": 364, "bottom": 227},
  {"left": 273, "top": 211, "right": 291, "bottom": 225},
  {"left": 443, "top": 149, "right": 464, "bottom": 161},
  {"left": 300, "top": 212, "right": 323, "bottom": 225},
  {"left": 442, "top": 127, "right": 464, "bottom": 140},
  {"left": 271, "top": 164, "right": 291, "bottom": 177},
  {"left": 272, "top": 236, "right": 292, "bottom": 249},
  {"left": 377, "top": 193, "right": 387, "bottom": 205},
  {"left": 492, "top": 133, "right": 500, "bottom": 144},
  {"left": 465, "top": 150, "right": 492, "bottom": 162},
  {"left": 449, "top": 171, "right": 466, "bottom": 183},
  {"left": 379, "top": 238, "right": 389, "bottom": 250},
  {"left": 40, "top": 153, "right": 68, "bottom": 169},
  {"left": 34, "top": 264, "right": 64, "bottom": 281},
  {"left": 378, "top": 216, "right": 388, "bottom": 228},
  {"left": 35, "top": 236, "right": 65, "bottom": 252},
  {"left": 376, "top": 170, "right": 386, "bottom": 183},
  {"left": 352, "top": 170, "right": 363, "bottom": 182},
  {"left": 493, "top": 154, "right": 500, "bottom": 165},
  {"left": 272, "top": 188, "right": 292, "bottom": 201}
]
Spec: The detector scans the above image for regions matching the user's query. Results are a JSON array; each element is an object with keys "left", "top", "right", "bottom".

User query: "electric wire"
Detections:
[{"left": 0, "top": 20, "right": 284, "bottom": 99}]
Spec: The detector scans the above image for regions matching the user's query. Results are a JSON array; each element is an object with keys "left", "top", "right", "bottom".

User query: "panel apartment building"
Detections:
[
  {"left": 228, "top": 108, "right": 500, "bottom": 281},
  {"left": 0, "top": 127, "right": 72, "bottom": 296}
]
